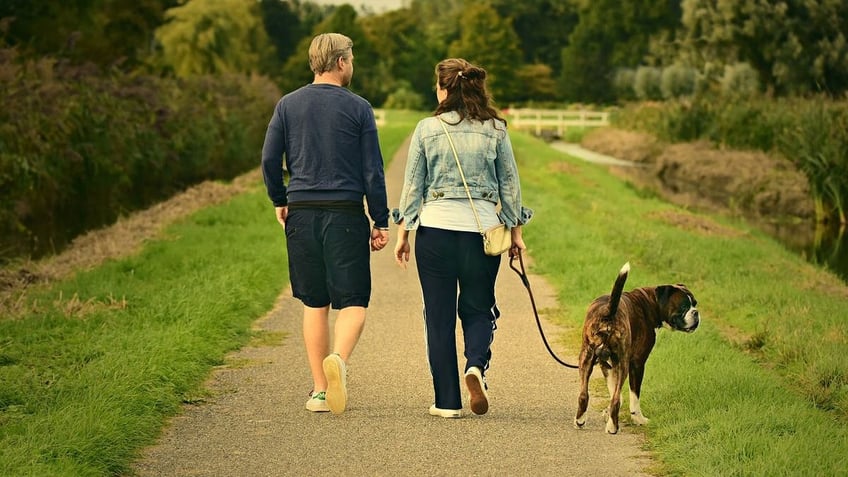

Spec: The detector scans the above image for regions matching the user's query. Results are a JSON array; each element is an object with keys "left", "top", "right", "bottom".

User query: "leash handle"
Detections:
[{"left": 509, "top": 251, "right": 578, "bottom": 369}]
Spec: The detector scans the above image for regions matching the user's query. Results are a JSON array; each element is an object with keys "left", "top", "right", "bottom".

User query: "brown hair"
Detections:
[{"left": 433, "top": 58, "right": 506, "bottom": 128}]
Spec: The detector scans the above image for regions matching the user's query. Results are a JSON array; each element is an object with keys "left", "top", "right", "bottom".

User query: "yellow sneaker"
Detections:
[{"left": 322, "top": 353, "right": 347, "bottom": 414}]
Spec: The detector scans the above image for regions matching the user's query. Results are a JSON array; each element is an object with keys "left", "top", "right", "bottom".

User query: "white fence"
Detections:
[
  {"left": 507, "top": 108, "right": 609, "bottom": 136},
  {"left": 374, "top": 108, "right": 386, "bottom": 127}
]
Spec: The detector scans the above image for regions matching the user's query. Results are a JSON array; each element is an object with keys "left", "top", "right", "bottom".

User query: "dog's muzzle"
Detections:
[{"left": 682, "top": 308, "right": 700, "bottom": 332}]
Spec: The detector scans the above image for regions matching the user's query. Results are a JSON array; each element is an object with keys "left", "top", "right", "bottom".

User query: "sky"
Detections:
[{"left": 309, "top": 0, "right": 408, "bottom": 13}]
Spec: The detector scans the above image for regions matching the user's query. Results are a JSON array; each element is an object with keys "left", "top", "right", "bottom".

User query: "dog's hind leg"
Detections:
[
  {"left": 628, "top": 362, "right": 649, "bottom": 425},
  {"left": 604, "top": 364, "right": 627, "bottom": 434},
  {"left": 574, "top": 348, "right": 594, "bottom": 429}
]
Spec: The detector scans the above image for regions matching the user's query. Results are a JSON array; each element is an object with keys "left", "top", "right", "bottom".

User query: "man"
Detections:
[{"left": 261, "top": 33, "right": 389, "bottom": 415}]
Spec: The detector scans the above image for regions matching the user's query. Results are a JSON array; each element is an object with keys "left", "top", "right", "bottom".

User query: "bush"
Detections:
[
  {"left": 383, "top": 84, "right": 425, "bottom": 110},
  {"left": 721, "top": 63, "right": 760, "bottom": 97},
  {"left": 613, "top": 68, "right": 636, "bottom": 101},
  {"left": 661, "top": 63, "right": 696, "bottom": 99},
  {"left": 0, "top": 48, "right": 279, "bottom": 261},
  {"left": 634, "top": 66, "right": 663, "bottom": 101}
]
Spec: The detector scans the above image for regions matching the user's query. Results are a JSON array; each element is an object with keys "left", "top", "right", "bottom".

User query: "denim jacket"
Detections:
[{"left": 392, "top": 111, "right": 534, "bottom": 230}]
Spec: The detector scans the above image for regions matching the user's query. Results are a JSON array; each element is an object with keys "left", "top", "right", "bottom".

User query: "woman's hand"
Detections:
[
  {"left": 509, "top": 226, "right": 526, "bottom": 258},
  {"left": 394, "top": 232, "right": 410, "bottom": 269}
]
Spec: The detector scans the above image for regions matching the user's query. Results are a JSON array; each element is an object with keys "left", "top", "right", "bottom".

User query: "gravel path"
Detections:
[{"left": 132, "top": 138, "right": 652, "bottom": 477}]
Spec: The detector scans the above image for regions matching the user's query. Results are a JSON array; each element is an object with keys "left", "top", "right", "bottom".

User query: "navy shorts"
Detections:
[{"left": 284, "top": 208, "right": 371, "bottom": 309}]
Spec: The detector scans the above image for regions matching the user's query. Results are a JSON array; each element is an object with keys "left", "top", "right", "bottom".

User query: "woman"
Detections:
[{"left": 392, "top": 58, "right": 533, "bottom": 418}]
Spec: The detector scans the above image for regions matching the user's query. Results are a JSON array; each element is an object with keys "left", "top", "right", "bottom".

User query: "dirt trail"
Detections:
[{"left": 128, "top": 138, "right": 652, "bottom": 476}]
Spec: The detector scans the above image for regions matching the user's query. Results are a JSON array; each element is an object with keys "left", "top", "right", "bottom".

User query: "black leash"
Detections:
[{"left": 509, "top": 250, "right": 578, "bottom": 369}]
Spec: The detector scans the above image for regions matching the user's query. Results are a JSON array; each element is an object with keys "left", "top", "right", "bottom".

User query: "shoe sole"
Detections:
[
  {"left": 323, "top": 355, "right": 347, "bottom": 415},
  {"left": 306, "top": 400, "right": 330, "bottom": 412},
  {"left": 429, "top": 406, "right": 461, "bottom": 418},
  {"left": 465, "top": 369, "right": 489, "bottom": 415}
]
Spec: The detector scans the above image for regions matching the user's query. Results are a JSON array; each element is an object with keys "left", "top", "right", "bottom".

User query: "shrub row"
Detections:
[
  {"left": 0, "top": 48, "right": 280, "bottom": 261},
  {"left": 613, "top": 96, "right": 848, "bottom": 224}
]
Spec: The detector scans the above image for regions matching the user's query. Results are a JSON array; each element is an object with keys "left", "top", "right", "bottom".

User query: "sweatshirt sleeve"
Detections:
[
  {"left": 261, "top": 101, "right": 288, "bottom": 207},
  {"left": 361, "top": 107, "right": 389, "bottom": 228}
]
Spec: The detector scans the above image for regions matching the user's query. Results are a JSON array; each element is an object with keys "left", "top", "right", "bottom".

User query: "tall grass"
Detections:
[
  {"left": 511, "top": 130, "right": 848, "bottom": 474},
  {"left": 0, "top": 48, "right": 279, "bottom": 261},
  {"left": 780, "top": 101, "right": 848, "bottom": 225},
  {"left": 615, "top": 97, "right": 848, "bottom": 224}
]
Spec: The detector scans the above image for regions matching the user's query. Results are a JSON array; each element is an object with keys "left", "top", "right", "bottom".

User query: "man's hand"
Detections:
[
  {"left": 275, "top": 206, "right": 288, "bottom": 228},
  {"left": 371, "top": 227, "right": 389, "bottom": 251}
]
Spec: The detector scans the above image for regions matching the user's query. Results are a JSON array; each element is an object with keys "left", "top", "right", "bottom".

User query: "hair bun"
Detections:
[{"left": 464, "top": 67, "right": 484, "bottom": 80}]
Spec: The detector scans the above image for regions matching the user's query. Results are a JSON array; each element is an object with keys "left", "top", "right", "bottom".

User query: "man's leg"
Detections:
[
  {"left": 303, "top": 305, "right": 330, "bottom": 392},
  {"left": 321, "top": 305, "right": 365, "bottom": 414},
  {"left": 333, "top": 305, "right": 366, "bottom": 361},
  {"left": 321, "top": 210, "right": 370, "bottom": 413}
]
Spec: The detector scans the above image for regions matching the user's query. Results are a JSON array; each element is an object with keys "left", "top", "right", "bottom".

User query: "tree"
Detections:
[
  {"left": 154, "top": 0, "right": 272, "bottom": 77},
  {"left": 489, "top": 0, "right": 578, "bottom": 78},
  {"left": 678, "top": 0, "right": 848, "bottom": 96},
  {"left": 559, "top": 0, "right": 682, "bottom": 104},
  {"left": 361, "top": 7, "right": 440, "bottom": 108},
  {"left": 277, "top": 5, "right": 382, "bottom": 102},
  {"left": 259, "top": 0, "right": 305, "bottom": 74},
  {"left": 515, "top": 63, "right": 558, "bottom": 102},
  {"left": 409, "top": 0, "right": 463, "bottom": 52},
  {"left": 448, "top": 3, "right": 523, "bottom": 105},
  {"left": 1, "top": 0, "right": 179, "bottom": 67}
]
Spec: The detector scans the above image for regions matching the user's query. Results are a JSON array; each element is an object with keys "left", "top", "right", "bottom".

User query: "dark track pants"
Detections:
[{"left": 414, "top": 226, "right": 501, "bottom": 410}]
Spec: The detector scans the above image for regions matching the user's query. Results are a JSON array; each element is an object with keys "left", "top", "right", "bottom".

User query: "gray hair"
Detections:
[{"left": 308, "top": 33, "right": 353, "bottom": 74}]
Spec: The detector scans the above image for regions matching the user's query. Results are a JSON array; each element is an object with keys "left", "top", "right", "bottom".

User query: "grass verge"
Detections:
[
  {"left": 0, "top": 189, "right": 286, "bottom": 476},
  {"left": 511, "top": 131, "right": 848, "bottom": 475},
  {"left": 0, "top": 110, "right": 424, "bottom": 476}
]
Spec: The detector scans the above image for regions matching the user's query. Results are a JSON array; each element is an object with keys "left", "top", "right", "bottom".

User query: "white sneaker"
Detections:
[
  {"left": 429, "top": 405, "right": 461, "bottom": 418},
  {"left": 322, "top": 353, "right": 347, "bottom": 414},
  {"left": 305, "top": 391, "right": 329, "bottom": 412},
  {"left": 464, "top": 367, "right": 489, "bottom": 415}
]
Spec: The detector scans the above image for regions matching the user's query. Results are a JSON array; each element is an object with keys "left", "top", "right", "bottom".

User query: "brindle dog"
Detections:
[{"left": 574, "top": 263, "right": 699, "bottom": 434}]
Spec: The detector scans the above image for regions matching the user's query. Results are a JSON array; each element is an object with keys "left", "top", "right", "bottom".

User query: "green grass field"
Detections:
[
  {"left": 1, "top": 109, "right": 846, "bottom": 475},
  {"left": 511, "top": 131, "right": 848, "bottom": 475}
]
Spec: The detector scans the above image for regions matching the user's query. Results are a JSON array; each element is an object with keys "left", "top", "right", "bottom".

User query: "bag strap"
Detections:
[{"left": 439, "top": 116, "right": 485, "bottom": 236}]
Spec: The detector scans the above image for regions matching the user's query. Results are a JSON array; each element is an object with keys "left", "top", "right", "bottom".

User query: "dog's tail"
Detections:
[{"left": 605, "top": 262, "right": 630, "bottom": 320}]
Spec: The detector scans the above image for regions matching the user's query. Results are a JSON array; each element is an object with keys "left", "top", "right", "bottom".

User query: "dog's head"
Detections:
[{"left": 656, "top": 284, "right": 699, "bottom": 332}]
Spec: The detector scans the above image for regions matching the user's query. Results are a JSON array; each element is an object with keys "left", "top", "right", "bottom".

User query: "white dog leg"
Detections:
[{"left": 629, "top": 390, "right": 649, "bottom": 425}]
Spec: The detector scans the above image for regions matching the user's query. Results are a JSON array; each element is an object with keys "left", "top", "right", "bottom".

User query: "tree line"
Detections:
[
  {"left": 1, "top": 0, "right": 846, "bottom": 261},
  {"left": 3, "top": 0, "right": 847, "bottom": 107}
]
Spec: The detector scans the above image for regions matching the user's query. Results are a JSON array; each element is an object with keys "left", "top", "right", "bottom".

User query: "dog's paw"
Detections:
[
  {"left": 630, "top": 412, "right": 649, "bottom": 426},
  {"left": 603, "top": 409, "right": 619, "bottom": 434},
  {"left": 574, "top": 417, "right": 586, "bottom": 429}
]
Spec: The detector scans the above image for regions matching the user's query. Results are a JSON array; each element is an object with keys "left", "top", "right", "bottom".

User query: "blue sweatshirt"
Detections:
[{"left": 261, "top": 83, "right": 389, "bottom": 228}]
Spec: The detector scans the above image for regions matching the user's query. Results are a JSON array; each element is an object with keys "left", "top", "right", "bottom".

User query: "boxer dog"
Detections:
[{"left": 574, "top": 262, "right": 699, "bottom": 434}]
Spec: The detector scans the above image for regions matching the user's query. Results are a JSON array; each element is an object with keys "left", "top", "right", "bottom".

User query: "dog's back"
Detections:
[{"left": 584, "top": 262, "right": 631, "bottom": 368}]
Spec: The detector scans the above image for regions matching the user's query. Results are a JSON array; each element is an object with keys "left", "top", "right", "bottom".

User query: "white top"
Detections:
[{"left": 419, "top": 198, "right": 500, "bottom": 233}]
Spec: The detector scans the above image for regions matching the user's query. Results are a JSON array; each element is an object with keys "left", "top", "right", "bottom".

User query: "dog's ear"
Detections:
[
  {"left": 675, "top": 283, "right": 698, "bottom": 306},
  {"left": 655, "top": 285, "right": 674, "bottom": 308}
]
